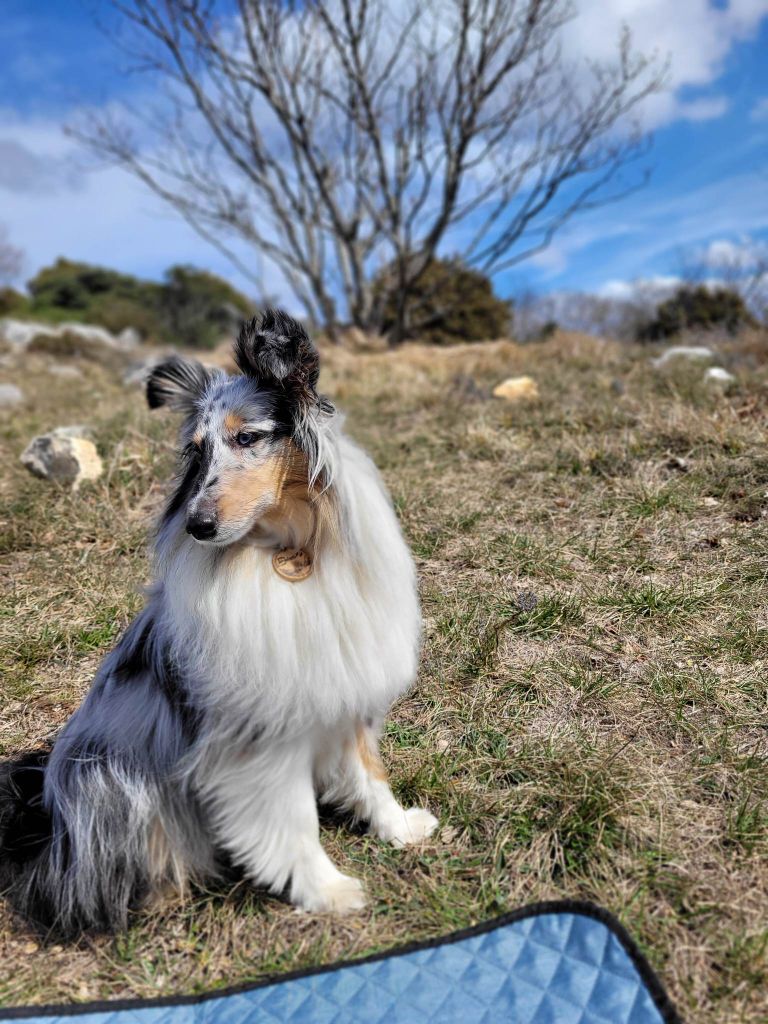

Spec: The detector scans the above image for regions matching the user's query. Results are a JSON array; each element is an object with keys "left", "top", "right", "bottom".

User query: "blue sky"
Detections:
[{"left": 1, "top": 0, "right": 767, "bottom": 308}]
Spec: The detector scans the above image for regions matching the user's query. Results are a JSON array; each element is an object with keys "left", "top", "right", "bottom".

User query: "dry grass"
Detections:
[{"left": 1, "top": 330, "right": 768, "bottom": 1020}]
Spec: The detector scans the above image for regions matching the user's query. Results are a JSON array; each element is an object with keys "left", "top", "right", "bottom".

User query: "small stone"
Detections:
[
  {"left": 516, "top": 589, "right": 538, "bottom": 612},
  {"left": 54, "top": 424, "right": 95, "bottom": 440},
  {"left": 0, "top": 382, "right": 23, "bottom": 407},
  {"left": 651, "top": 346, "right": 715, "bottom": 369},
  {"left": 702, "top": 497, "right": 720, "bottom": 508},
  {"left": 47, "top": 364, "right": 83, "bottom": 380},
  {"left": 117, "top": 326, "right": 142, "bottom": 349},
  {"left": 492, "top": 375, "right": 539, "bottom": 401},
  {"left": 21, "top": 427, "right": 103, "bottom": 488},
  {"left": 704, "top": 366, "right": 736, "bottom": 386},
  {"left": 665, "top": 456, "right": 689, "bottom": 473}
]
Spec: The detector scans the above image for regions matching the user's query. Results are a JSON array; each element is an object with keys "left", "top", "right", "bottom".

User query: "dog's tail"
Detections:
[
  {"left": 0, "top": 749, "right": 59, "bottom": 929},
  {"left": 0, "top": 747, "right": 170, "bottom": 937}
]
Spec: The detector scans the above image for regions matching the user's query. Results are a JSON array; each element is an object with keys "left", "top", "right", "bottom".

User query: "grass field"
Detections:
[{"left": 1, "top": 329, "right": 767, "bottom": 1021}]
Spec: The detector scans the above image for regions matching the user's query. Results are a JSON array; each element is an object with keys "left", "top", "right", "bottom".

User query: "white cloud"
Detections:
[
  {"left": 676, "top": 96, "right": 729, "bottom": 122},
  {"left": 567, "top": 0, "right": 768, "bottom": 128},
  {"left": 0, "top": 138, "right": 80, "bottom": 193},
  {"left": 0, "top": 111, "right": 297, "bottom": 307},
  {"left": 598, "top": 275, "right": 681, "bottom": 301},
  {"left": 699, "top": 235, "right": 768, "bottom": 271}
]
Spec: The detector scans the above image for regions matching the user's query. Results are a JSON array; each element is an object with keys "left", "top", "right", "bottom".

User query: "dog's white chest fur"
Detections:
[{"left": 163, "top": 436, "right": 420, "bottom": 733}]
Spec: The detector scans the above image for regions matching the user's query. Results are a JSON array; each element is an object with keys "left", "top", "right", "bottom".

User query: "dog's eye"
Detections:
[{"left": 236, "top": 431, "right": 259, "bottom": 447}]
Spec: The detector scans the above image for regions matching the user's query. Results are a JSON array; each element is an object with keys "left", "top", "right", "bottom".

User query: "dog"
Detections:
[{"left": 0, "top": 309, "right": 438, "bottom": 936}]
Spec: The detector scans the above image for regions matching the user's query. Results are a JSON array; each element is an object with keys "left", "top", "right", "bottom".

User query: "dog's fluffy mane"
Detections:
[{"left": 0, "top": 311, "right": 424, "bottom": 935}]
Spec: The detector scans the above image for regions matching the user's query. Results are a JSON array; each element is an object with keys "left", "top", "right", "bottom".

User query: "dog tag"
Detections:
[{"left": 272, "top": 547, "right": 313, "bottom": 582}]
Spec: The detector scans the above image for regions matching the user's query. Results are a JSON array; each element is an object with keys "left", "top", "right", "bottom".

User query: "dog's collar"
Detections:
[{"left": 272, "top": 547, "right": 313, "bottom": 582}]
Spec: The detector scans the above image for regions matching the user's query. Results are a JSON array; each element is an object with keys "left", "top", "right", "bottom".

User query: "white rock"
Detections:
[
  {"left": 21, "top": 427, "right": 103, "bottom": 488},
  {"left": 0, "top": 383, "right": 23, "bottom": 408},
  {"left": 704, "top": 366, "right": 736, "bottom": 386},
  {"left": 117, "top": 327, "right": 142, "bottom": 349},
  {"left": 492, "top": 375, "right": 539, "bottom": 401},
  {"left": 53, "top": 424, "right": 95, "bottom": 440},
  {"left": 651, "top": 346, "right": 716, "bottom": 369},
  {"left": 47, "top": 364, "right": 83, "bottom": 380},
  {"left": 0, "top": 318, "right": 133, "bottom": 352}
]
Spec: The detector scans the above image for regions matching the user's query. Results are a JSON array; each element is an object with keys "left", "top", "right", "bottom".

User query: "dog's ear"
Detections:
[
  {"left": 234, "top": 309, "right": 322, "bottom": 407},
  {"left": 146, "top": 355, "right": 213, "bottom": 414}
]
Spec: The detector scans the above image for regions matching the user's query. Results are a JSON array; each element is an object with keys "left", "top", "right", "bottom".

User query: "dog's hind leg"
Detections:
[
  {"left": 205, "top": 735, "right": 366, "bottom": 915},
  {"left": 318, "top": 720, "right": 439, "bottom": 848}
]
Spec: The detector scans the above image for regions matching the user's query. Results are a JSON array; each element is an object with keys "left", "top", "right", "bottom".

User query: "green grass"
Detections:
[{"left": 1, "top": 328, "right": 767, "bottom": 1020}]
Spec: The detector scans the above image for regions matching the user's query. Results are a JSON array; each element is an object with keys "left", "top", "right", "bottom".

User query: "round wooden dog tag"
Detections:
[{"left": 272, "top": 547, "right": 313, "bottom": 582}]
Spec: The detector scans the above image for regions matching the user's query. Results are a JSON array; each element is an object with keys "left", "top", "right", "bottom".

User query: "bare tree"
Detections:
[
  {"left": 0, "top": 225, "right": 22, "bottom": 284},
  {"left": 74, "top": 0, "right": 664, "bottom": 343}
]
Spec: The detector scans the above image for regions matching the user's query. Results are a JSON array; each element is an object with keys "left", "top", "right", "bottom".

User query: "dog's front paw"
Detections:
[
  {"left": 294, "top": 872, "right": 367, "bottom": 915},
  {"left": 375, "top": 806, "right": 439, "bottom": 848}
]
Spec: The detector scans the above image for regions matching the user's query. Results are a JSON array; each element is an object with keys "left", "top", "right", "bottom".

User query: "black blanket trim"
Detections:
[{"left": 0, "top": 900, "right": 682, "bottom": 1023}]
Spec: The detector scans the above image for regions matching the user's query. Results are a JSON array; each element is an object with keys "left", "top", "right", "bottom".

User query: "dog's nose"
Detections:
[{"left": 186, "top": 511, "right": 218, "bottom": 541}]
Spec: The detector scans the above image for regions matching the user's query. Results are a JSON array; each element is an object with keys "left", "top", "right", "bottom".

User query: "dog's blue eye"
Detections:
[{"left": 236, "top": 431, "right": 257, "bottom": 447}]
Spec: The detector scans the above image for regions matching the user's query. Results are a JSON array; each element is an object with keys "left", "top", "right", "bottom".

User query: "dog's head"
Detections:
[{"left": 147, "top": 309, "right": 334, "bottom": 548}]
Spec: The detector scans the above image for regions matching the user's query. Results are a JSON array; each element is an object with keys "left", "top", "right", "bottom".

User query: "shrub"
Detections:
[
  {"left": 636, "top": 285, "right": 756, "bottom": 341},
  {"left": 0, "top": 288, "right": 29, "bottom": 316},
  {"left": 375, "top": 258, "right": 512, "bottom": 344},
  {"left": 25, "top": 258, "right": 254, "bottom": 347},
  {"left": 156, "top": 265, "right": 253, "bottom": 349}
]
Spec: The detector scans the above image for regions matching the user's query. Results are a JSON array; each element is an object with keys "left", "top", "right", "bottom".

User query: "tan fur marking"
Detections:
[
  {"left": 224, "top": 412, "right": 244, "bottom": 434},
  {"left": 216, "top": 438, "right": 343, "bottom": 557},
  {"left": 217, "top": 452, "right": 290, "bottom": 522},
  {"left": 356, "top": 724, "right": 388, "bottom": 782},
  {"left": 192, "top": 430, "right": 203, "bottom": 446},
  {"left": 147, "top": 817, "right": 188, "bottom": 897}
]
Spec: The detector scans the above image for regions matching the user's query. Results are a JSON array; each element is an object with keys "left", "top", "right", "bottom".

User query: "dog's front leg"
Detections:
[
  {"left": 206, "top": 736, "right": 366, "bottom": 914},
  {"left": 318, "top": 720, "right": 439, "bottom": 847}
]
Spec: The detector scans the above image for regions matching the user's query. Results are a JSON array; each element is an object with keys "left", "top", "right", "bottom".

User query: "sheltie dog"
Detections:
[{"left": 0, "top": 310, "right": 437, "bottom": 936}]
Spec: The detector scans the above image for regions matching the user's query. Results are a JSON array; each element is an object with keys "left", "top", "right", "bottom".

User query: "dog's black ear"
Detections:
[
  {"left": 234, "top": 309, "right": 321, "bottom": 405},
  {"left": 146, "top": 355, "right": 213, "bottom": 414}
]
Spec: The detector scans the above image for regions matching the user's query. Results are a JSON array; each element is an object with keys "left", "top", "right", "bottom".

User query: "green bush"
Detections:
[
  {"left": 0, "top": 287, "right": 29, "bottom": 316},
  {"left": 376, "top": 258, "right": 512, "bottom": 344},
  {"left": 636, "top": 285, "right": 756, "bottom": 341},
  {"left": 156, "top": 265, "right": 253, "bottom": 349},
  {"left": 24, "top": 258, "right": 254, "bottom": 347}
]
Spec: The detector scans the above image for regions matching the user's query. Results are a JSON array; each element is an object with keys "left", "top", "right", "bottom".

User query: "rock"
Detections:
[
  {"left": 20, "top": 427, "right": 103, "bottom": 488},
  {"left": 117, "top": 326, "right": 142, "bottom": 349},
  {"left": 651, "top": 346, "right": 715, "bottom": 369},
  {"left": 665, "top": 456, "right": 689, "bottom": 473},
  {"left": 53, "top": 424, "right": 95, "bottom": 440},
  {"left": 0, "top": 318, "right": 138, "bottom": 354},
  {"left": 492, "top": 375, "right": 539, "bottom": 401},
  {"left": 47, "top": 364, "right": 83, "bottom": 380},
  {"left": 0, "top": 383, "right": 23, "bottom": 408},
  {"left": 704, "top": 366, "right": 736, "bottom": 386}
]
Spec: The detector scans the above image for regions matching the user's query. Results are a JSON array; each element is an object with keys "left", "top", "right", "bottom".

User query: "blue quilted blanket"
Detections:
[{"left": 0, "top": 902, "right": 680, "bottom": 1023}]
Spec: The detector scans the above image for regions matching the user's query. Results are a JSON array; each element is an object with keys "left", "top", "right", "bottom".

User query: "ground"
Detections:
[{"left": 0, "top": 330, "right": 767, "bottom": 1022}]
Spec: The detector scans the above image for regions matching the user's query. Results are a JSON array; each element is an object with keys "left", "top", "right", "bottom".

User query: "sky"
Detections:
[{"left": 1, "top": 0, "right": 767, "bottom": 310}]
